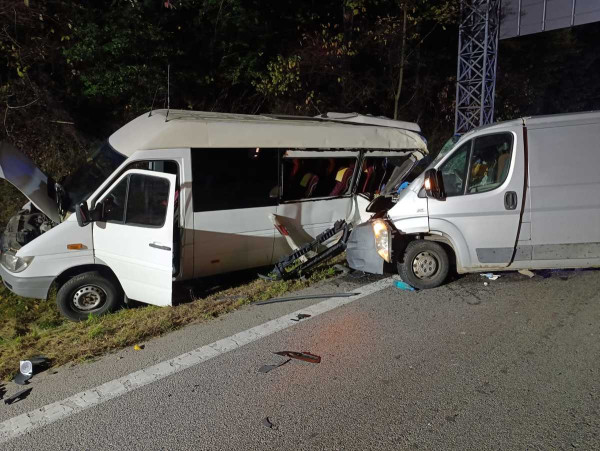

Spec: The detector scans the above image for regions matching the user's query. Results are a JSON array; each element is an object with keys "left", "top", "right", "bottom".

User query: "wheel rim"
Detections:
[
  {"left": 412, "top": 251, "right": 439, "bottom": 280},
  {"left": 72, "top": 285, "right": 107, "bottom": 311}
]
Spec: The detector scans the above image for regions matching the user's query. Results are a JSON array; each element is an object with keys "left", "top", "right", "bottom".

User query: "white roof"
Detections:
[{"left": 108, "top": 109, "right": 428, "bottom": 157}]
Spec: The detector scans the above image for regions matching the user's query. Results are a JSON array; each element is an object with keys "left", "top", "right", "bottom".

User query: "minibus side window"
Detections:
[
  {"left": 281, "top": 157, "right": 356, "bottom": 200},
  {"left": 439, "top": 143, "right": 470, "bottom": 197},
  {"left": 357, "top": 156, "right": 419, "bottom": 199},
  {"left": 191, "top": 149, "right": 278, "bottom": 212},
  {"left": 466, "top": 133, "right": 513, "bottom": 194}
]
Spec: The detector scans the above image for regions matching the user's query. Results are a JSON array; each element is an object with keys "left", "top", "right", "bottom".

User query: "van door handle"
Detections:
[
  {"left": 504, "top": 191, "right": 518, "bottom": 210},
  {"left": 149, "top": 242, "right": 171, "bottom": 251}
]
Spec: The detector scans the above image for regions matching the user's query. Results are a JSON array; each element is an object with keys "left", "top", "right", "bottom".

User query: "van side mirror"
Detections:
[
  {"left": 424, "top": 169, "right": 446, "bottom": 200},
  {"left": 75, "top": 202, "right": 102, "bottom": 227}
]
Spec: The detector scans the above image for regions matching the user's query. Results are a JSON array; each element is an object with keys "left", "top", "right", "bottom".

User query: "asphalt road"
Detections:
[{"left": 2, "top": 269, "right": 599, "bottom": 450}]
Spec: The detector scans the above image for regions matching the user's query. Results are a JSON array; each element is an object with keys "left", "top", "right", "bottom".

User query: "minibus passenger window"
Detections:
[
  {"left": 358, "top": 156, "right": 418, "bottom": 199},
  {"left": 282, "top": 157, "right": 356, "bottom": 200},
  {"left": 191, "top": 149, "right": 278, "bottom": 212}
]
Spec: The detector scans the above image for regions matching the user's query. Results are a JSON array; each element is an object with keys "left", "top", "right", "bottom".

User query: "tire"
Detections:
[
  {"left": 56, "top": 271, "right": 122, "bottom": 321},
  {"left": 397, "top": 240, "right": 449, "bottom": 290}
]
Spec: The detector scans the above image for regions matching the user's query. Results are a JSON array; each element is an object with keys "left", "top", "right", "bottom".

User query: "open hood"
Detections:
[{"left": 0, "top": 142, "right": 61, "bottom": 223}]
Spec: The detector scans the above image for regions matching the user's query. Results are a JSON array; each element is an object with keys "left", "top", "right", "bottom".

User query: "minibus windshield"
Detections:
[{"left": 62, "top": 141, "right": 126, "bottom": 212}]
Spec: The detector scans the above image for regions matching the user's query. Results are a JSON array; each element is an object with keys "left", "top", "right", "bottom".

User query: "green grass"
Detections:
[{"left": 0, "top": 256, "right": 345, "bottom": 380}]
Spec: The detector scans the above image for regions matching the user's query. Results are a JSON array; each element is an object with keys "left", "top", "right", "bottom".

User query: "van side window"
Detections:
[
  {"left": 466, "top": 133, "right": 513, "bottom": 194},
  {"left": 100, "top": 174, "right": 170, "bottom": 227},
  {"left": 439, "top": 143, "right": 470, "bottom": 197},
  {"left": 191, "top": 149, "right": 278, "bottom": 212},
  {"left": 282, "top": 157, "right": 356, "bottom": 200}
]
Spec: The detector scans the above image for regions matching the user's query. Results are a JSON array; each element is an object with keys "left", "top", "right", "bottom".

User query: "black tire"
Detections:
[
  {"left": 56, "top": 271, "right": 122, "bottom": 321},
  {"left": 397, "top": 240, "right": 449, "bottom": 289}
]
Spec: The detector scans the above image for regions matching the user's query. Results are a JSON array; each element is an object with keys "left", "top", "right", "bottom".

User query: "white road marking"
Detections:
[{"left": 0, "top": 277, "right": 393, "bottom": 443}]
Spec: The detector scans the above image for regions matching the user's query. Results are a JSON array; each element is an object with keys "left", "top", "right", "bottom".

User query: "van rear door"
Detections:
[
  {"left": 93, "top": 169, "right": 176, "bottom": 306},
  {"left": 427, "top": 130, "right": 525, "bottom": 270}
]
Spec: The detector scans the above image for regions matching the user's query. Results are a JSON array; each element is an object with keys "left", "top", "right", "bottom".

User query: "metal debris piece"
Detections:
[
  {"left": 258, "top": 359, "right": 291, "bottom": 374},
  {"left": 274, "top": 351, "right": 321, "bottom": 364},
  {"left": 291, "top": 314, "right": 312, "bottom": 322},
  {"left": 262, "top": 417, "right": 277, "bottom": 429},
  {"left": 480, "top": 273, "right": 500, "bottom": 281},
  {"left": 4, "top": 388, "right": 32, "bottom": 405},
  {"left": 255, "top": 293, "right": 358, "bottom": 306},
  {"left": 518, "top": 269, "right": 535, "bottom": 278}
]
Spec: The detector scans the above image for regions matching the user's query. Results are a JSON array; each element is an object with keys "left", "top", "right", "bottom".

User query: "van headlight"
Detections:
[
  {"left": 372, "top": 219, "right": 391, "bottom": 263},
  {"left": 1, "top": 252, "right": 34, "bottom": 273}
]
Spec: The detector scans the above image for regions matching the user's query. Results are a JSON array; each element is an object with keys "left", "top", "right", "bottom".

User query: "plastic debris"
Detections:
[
  {"left": 13, "top": 356, "right": 49, "bottom": 385},
  {"left": 291, "top": 314, "right": 311, "bottom": 322},
  {"left": 394, "top": 280, "right": 415, "bottom": 291},
  {"left": 258, "top": 359, "right": 291, "bottom": 374},
  {"left": 480, "top": 273, "right": 500, "bottom": 281},
  {"left": 4, "top": 388, "right": 32, "bottom": 405},
  {"left": 255, "top": 293, "right": 358, "bottom": 306},
  {"left": 133, "top": 344, "right": 144, "bottom": 351},
  {"left": 484, "top": 282, "right": 489, "bottom": 286},
  {"left": 274, "top": 351, "right": 321, "bottom": 364},
  {"left": 518, "top": 269, "right": 535, "bottom": 278}
]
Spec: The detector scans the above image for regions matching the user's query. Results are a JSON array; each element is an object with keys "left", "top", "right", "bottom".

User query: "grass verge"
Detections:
[{"left": 0, "top": 258, "right": 344, "bottom": 380}]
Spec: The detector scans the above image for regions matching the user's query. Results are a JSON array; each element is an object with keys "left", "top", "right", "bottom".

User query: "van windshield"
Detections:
[{"left": 62, "top": 141, "right": 126, "bottom": 212}]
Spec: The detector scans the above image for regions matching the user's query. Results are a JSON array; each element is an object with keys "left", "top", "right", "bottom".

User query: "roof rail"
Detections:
[{"left": 316, "top": 112, "right": 421, "bottom": 133}]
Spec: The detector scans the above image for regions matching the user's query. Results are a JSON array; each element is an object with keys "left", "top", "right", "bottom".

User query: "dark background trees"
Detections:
[{"left": 1, "top": 0, "right": 599, "bottom": 225}]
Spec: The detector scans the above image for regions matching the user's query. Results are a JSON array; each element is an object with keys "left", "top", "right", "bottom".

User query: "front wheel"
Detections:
[
  {"left": 56, "top": 271, "right": 122, "bottom": 321},
  {"left": 397, "top": 240, "right": 449, "bottom": 289}
]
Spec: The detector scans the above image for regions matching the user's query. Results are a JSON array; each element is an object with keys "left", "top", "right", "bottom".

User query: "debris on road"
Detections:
[
  {"left": 480, "top": 273, "right": 501, "bottom": 281},
  {"left": 255, "top": 292, "right": 358, "bottom": 306},
  {"left": 258, "top": 359, "right": 291, "bottom": 374},
  {"left": 4, "top": 388, "right": 32, "bottom": 405},
  {"left": 274, "top": 351, "right": 321, "bottom": 364},
  {"left": 394, "top": 280, "right": 415, "bottom": 291},
  {"left": 291, "top": 314, "right": 312, "bottom": 322},
  {"left": 133, "top": 344, "right": 145, "bottom": 351},
  {"left": 518, "top": 269, "right": 535, "bottom": 278},
  {"left": 262, "top": 417, "right": 278, "bottom": 430},
  {"left": 13, "top": 356, "right": 50, "bottom": 385}
]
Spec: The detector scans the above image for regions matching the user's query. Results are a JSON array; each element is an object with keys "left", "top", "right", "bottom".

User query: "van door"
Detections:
[
  {"left": 191, "top": 148, "right": 279, "bottom": 276},
  {"left": 93, "top": 169, "right": 176, "bottom": 306},
  {"left": 427, "top": 131, "right": 525, "bottom": 270},
  {"left": 274, "top": 150, "right": 359, "bottom": 260}
]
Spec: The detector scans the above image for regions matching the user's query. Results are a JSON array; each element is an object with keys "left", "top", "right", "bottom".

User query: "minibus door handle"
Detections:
[
  {"left": 149, "top": 242, "right": 172, "bottom": 251},
  {"left": 504, "top": 191, "right": 518, "bottom": 210}
]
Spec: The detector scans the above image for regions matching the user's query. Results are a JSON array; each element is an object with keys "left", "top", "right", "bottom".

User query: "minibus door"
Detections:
[{"left": 93, "top": 169, "right": 176, "bottom": 306}]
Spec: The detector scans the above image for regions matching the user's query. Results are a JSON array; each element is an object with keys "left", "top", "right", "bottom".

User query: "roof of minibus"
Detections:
[{"left": 108, "top": 109, "right": 428, "bottom": 157}]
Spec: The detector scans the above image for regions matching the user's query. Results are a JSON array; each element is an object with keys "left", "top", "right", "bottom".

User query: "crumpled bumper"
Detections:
[
  {"left": 345, "top": 222, "right": 384, "bottom": 275},
  {"left": 0, "top": 263, "right": 53, "bottom": 299}
]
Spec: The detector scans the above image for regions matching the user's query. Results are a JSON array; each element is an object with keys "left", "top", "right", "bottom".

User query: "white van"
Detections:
[
  {"left": 0, "top": 110, "right": 427, "bottom": 320},
  {"left": 346, "top": 111, "right": 600, "bottom": 289}
]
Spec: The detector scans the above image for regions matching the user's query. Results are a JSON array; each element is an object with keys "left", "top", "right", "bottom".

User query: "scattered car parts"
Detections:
[
  {"left": 274, "top": 351, "right": 321, "bottom": 364},
  {"left": 291, "top": 314, "right": 312, "bottom": 322},
  {"left": 255, "top": 292, "right": 358, "bottom": 306},
  {"left": 4, "top": 388, "right": 32, "bottom": 405}
]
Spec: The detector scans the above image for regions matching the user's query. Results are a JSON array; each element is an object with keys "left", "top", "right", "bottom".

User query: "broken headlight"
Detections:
[
  {"left": 372, "top": 219, "right": 391, "bottom": 263},
  {"left": 1, "top": 252, "right": 34, "bottom": 273}
]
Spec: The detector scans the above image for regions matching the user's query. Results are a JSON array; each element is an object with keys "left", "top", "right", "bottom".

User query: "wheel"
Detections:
[
  {"left": 56, "top": 271, "right": 122, "bottom": 321},
  {"left": 397, "top": 240, "right": 449, "bottom": 289}
]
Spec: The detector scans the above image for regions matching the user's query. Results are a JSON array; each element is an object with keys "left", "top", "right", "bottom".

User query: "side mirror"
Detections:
[
  {"left": 424, "top": 169, "right": 446, "bottom": 200},
  {"left": 75, "top": 202, "right": 91, "bottom": 227}
]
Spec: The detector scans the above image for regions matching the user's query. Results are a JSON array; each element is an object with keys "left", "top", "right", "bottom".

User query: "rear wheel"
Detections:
[
  {"left": 56, "top": 271, "right": 122, "bottom": 321},
  {"left": 397, "top": 240, "right": 449, "bottom": 289}
]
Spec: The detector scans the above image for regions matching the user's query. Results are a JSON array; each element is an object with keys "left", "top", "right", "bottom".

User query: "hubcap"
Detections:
[
  {"left": 412, "top": 251, "right": 439, "bottom": 280},
  {"left": 72, "top": 285, "right": 107, "bottom": 311}
]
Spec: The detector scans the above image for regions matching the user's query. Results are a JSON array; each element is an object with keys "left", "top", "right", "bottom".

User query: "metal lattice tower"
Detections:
[{"left": 454, "top": 0, "right": 501, "bottom": 134}]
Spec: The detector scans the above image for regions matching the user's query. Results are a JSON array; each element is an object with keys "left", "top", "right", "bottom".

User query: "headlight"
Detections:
[
  {"left": 1, "top": 252, "right": 34, "bottom": 273},
  {"left": 372, "top": 219, "right": 391, "bottom": 263}
]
